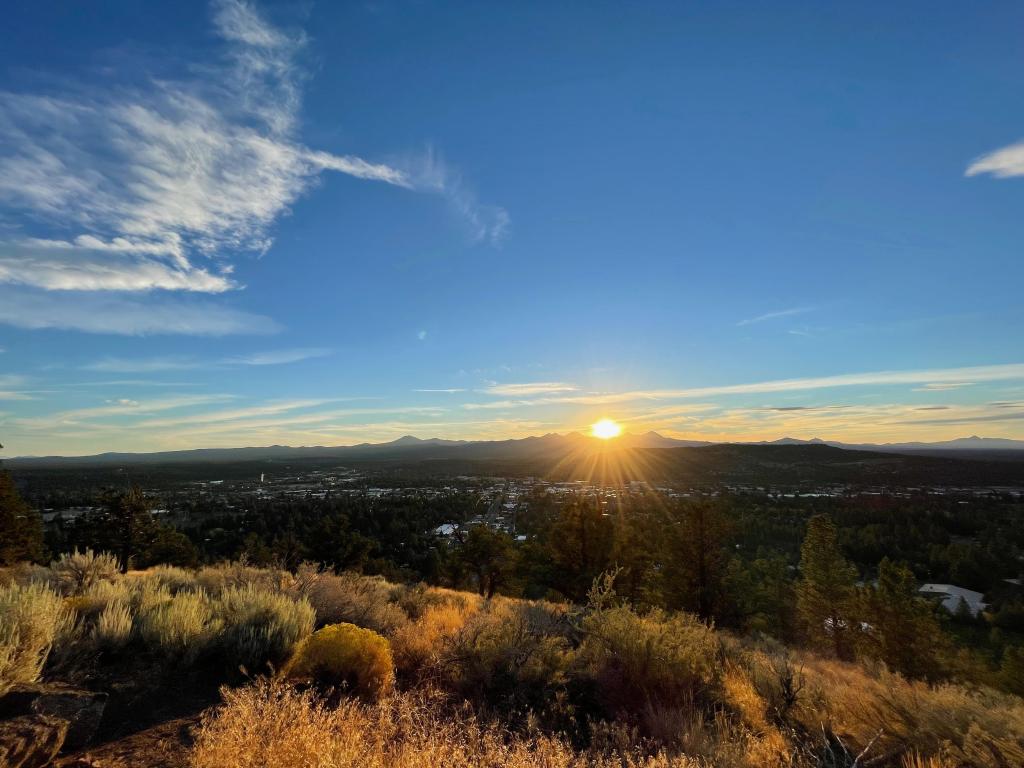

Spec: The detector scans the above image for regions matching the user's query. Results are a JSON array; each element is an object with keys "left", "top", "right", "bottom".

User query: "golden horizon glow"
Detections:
[{"left": 591, "top": 418, "right": 623, "bottom": 440}]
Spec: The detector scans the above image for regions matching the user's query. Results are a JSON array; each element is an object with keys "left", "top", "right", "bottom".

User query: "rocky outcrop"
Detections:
[
  {"left": 0, "top": 714, "right": 68, "bottom": 768},
  {"left": 0, "top": 684, "right": 107, "bottom": 752}
]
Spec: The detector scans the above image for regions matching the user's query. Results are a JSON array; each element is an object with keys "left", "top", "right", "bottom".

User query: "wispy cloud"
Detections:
[
  {"left": 0, "top": 5, "right": 407, "bottom": 296},
  {"left": 403, "top": 148, "right": 510, "bottom": 245},
  {"left": 736, "top": 306, "right": 814, "bottom": 326},
  {"left": 11, "top": 394, "right": 235, "bottom": 430},
  {"left": 965, "top": 139, "right": 1024, "bottom": 178},
  {"left": 83, "top": 348, "right": 332, "bottom": 372},
  {"left": 483, "top": 382, "right": 579, "bottom": 396},
  {"left": 913, "top": 382, "right": 974, "bottom": 392},
  {"left": 461, "top": 364, "right": 1024, "bottom": 411},
  {"left": 223, "top": 348, "right": 332, "bottom": 366},
  {"left": 0, "top": 1, "right": 502, "bottom": 336},
  {"left": 414, "top": 388, "right": 467, "bottom": 393},
  {"left": 0, "top": 289, "right": 279, "bottom": 336},
  {"left": 83, "top": 357, "right": 199, "bottom": 373}
]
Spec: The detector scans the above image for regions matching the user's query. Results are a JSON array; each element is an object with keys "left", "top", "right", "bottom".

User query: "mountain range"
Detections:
[{"left": 4, "top": 432, "right": 1023, "bottom": 467}]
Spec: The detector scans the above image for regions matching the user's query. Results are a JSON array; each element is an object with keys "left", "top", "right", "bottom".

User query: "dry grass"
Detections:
[
  {"left": 190, "top": 678, "right": 711, "bottom": 768},
  {"left": 391, "top": 600, "right": 478, "bottom": 677},
  {"left": 790, "top": 654, "right": 1024, "bottom": 766}
]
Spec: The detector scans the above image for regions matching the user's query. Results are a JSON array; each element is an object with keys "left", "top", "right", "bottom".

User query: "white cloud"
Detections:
[
  {"left": 912, "top": 382, "right": 974, "bottom": 392},
  {"left": 12, "top": 394, "right": 235, "bottom": 430},
  {"left": 737, "top": 306, "right": 814, "bottom": 326},
  {"left": 81, "top": 348, "right": 330, "bottom": 372},
  {"left": 414, "top": 388, "right": 467, "bottom": 393},
  {"left": 83, "top": 357, "right": 200, "bottom": 373},
  {"left": 965, "top": 139, "right": 1024, "bottom": 178},
  {"left": 0, "top": 0, "right": 409, "bottom": 313},
  {"left": 0, "top": 241, "right": 233, "bottom": 292},
  {"left": 461, "top": 364, "right": 1024, "bottom": 410},
  {"left": 484, "top": 382, "right": 579, "bottom": 396},
  {"left": 224, "top": 348, "right": 332, "bottom": 366},
  {"left": 0, "top": 288, "right": 279, "bottom": 335}
]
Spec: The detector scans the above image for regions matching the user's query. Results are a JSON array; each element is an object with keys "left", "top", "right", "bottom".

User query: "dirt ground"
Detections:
[{"left": 56, "top": 713, "right": 200, "bottom": 768}]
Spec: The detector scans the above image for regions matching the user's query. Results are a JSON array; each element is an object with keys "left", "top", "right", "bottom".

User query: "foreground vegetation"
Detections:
[{"left": 2, "top": 554, "right": 1023, "bottom": 767}]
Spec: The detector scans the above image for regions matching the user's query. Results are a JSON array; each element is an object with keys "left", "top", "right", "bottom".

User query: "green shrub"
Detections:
[
  {"left": 138, "top": 590, "right": 221, "bottom": 663},
  {"left": 284, "top": 622, "right": 394, "bottom": 699},
  {"left": 0, "top": 582, "right": 73, "bottom": 693},
  {"left": 216, "top": 584, "right": 314, "bottom": 671},
  {"left": 50, "top": 549, "right": 119, "bottom": 596},
  {"left": 442, "top": 597, "right": 572, "bottom": 716},
  {"left": 581, "top": 604, "right": 721, "bottom": 713}
]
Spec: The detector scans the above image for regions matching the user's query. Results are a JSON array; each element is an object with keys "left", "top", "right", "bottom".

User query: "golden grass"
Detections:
[
  {"left": 190, "top": 678, "right": 711, "bottom": 768},
  {"left": 791, "top": 654, "right": 1024, "bottom": 766},
  {"left": 390, "top": 599, "right": 479, "bottom": 678}
]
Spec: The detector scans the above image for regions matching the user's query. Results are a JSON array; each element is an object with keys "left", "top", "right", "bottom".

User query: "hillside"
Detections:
[{"left": 2, "top": 560, "right": 1022, "bottom": 768}]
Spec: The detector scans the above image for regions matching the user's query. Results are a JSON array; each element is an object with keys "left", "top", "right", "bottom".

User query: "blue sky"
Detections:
[{"left": 2, "top": 0, "right": 1024, "bottom": 455}]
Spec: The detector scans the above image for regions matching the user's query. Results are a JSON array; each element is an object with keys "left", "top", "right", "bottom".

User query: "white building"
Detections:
[{"left": 918, "top": 583, "right": 987, "bottom": 617}]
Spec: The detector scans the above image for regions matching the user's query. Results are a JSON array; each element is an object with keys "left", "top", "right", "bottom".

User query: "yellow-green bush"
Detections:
[
  {"left": 284, "top": 622, "right": 394, "bottom": 700},
  {"left": 0, "top": 582, "right": 73, "bottom": 693}
]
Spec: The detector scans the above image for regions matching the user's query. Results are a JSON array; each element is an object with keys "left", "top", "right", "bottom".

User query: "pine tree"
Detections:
[
  {"left": 0, "top": 469, "right": 44, "bottom": 564},
  {"left": 862, "top": 557, "right": 944, "bottom": 680},
  {"left": 548, "top": 496, "right": 614, "bottom": 601},
  {"left": 661, "top": 501, "right": 732, "bottom": 620},
  {"left": 796, "top": 514, "right": 857, "bottom": 659}
]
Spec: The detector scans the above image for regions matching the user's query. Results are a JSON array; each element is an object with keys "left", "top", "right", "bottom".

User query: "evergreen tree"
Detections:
[
  {"left": 0, "top": 469, "right": 44, "bottom": 564},
  {"left": 796, "top": 514, "right": 858, "bottom": 659},
  {"left": 547, "top": 496, "right": 614, "bottom": 601},
  {"left": 456, "top": 526, "right": 517, "bottom": 598},
  {"left": 661, "top": 501, "right": 733, "bottom": 620},
  {"left": 862, "top": 557, "right": 944, "bottom": 680}
]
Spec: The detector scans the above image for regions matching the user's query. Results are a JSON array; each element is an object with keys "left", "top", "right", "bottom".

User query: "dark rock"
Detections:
[
  {"left": 0, "top": 684, "right": 108, "bottom": 751},
  {"left": 0, "top": 714, "right": 68, "bottom": 768}
]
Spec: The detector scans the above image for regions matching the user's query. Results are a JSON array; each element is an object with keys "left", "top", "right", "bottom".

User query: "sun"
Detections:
[{"left": 591, "top": 418, "right": 622, "bottom": 440}]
